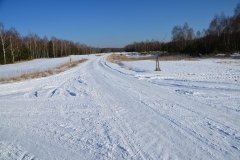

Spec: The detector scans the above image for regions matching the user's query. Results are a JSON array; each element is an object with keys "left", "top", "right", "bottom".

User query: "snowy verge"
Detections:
[{"left": 0, "top": 55, "right": 96, "bottom": 78}]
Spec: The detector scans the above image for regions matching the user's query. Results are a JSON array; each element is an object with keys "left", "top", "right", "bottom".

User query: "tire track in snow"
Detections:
[
  {"left": 135, "top": 76, "right": 240, "bottom": 155},
  {"left": 135, "top": 76, "right": 240, "bottom": 159},
  {"left": 93, "top": 54, "right": 240, "bottom": 159},
  {"left": 33, "top": 63, "right": 88, "bottom": 99},
  {"left": 85, "top": 56, "right": 207, "bottom": 159},
  {"left": 83, "top": 58, "right": 147, "bottom": 159}
]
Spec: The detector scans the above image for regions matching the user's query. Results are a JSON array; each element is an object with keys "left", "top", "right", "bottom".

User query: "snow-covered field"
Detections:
[
  {"left": 0, "top": 55, "right": 86, "bottom": 78},
  {"left": 0, "top": 53, "right": 240, "bottom": 160}
]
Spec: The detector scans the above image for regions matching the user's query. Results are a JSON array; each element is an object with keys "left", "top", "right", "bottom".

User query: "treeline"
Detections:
[
  {"left": 125, "top": 40, "right": 167, "bottom": 53},
  {"left": 125, "top": 2, "right": 240, "bottom": 56},
  {"left": 100, "top": 47, "right": 124, "bottom": 53},
  {"left": 0, "top": 23, "right": 101, "bottom": 64}
]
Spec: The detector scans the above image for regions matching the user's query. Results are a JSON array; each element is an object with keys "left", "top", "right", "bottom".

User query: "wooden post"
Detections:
[{"left": 155, "top": 54, "right": 161, "bottom": 71}]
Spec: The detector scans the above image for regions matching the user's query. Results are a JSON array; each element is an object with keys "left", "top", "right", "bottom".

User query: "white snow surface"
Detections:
[
  {"left": 0, "top": 53, "right": 240, "bottom": 160},
  {"left": 0, "top": 55, "right": 85, "bottom": 78}
]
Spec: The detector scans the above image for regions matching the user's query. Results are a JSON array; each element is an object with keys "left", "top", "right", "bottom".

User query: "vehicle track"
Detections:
[{"left": 86, "top": 54, "right": 240, "bottom": 159}]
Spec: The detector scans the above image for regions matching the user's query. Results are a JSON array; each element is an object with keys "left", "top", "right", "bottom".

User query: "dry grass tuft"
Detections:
[
  {"left": 0, "top": 58, "right": 88, "bottom": 83},
  {"left": 55, "top": 69, "right": 63, "bottom": 74},
  {"left": 106, "top": 54, "right": 128, "bottom": 63},
  {"left": 107, "top": 54, "right": 197, "bottom": 64},
  {"left": 21, "top": 73, "right": 30, "bottom": 79},
  {"left": 41, "top": 72, "right": 48, "bottom": 77},
  {"left": 69, "top": 62, "right": 78, "bottom": 68},
  {"left": 11, "top": 76, "right": 21, "bottom": 82},
  {"left": 31, "top": 71, "right": 41, "bottom": 79},
  {"left": 158, "top": 56, "right": 197, "bottom": 61},
  {"left": 0, "top": 77, "right": 6, "bottom": 82},
  {"left": 46, "top": 69, "right": 53, "bottom": 75}
]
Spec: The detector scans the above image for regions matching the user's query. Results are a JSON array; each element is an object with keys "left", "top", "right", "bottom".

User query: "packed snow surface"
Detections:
[{"left": 0, "top": 53, "right": 240, "bottom": 159}]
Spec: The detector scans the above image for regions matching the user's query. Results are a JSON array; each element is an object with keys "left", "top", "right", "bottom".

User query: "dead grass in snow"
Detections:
[
  {"left": 0, "top": 59, "right": 88, "bottom": 83},
  {"left": 106, "top": 54, "right": 128, "bottom": 63},
  {"left": 107, "top": 53, "right": 197, "bottom": 63}
]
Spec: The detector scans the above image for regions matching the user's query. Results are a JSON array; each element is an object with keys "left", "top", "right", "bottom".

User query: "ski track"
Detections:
[{"left": 0, "top": 54, "right": 240, "bottom": 159}]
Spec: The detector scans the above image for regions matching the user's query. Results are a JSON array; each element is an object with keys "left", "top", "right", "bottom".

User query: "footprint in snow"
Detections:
[{"left": 66, "top": 90, "right": 76, "bottom": 96}]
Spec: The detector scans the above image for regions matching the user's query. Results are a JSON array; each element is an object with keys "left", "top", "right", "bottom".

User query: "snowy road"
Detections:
[{"left": 0, "top": 54, "right": 240, "bottom": 159}]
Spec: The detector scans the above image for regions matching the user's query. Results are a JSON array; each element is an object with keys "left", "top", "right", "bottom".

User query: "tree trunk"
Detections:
[
  {"left": 0, "top": 33, "right": 6, "bottom": 64},
  {"left": 10, "top": 38, "right": 15, "bottom": 63},
  {"left": 52, "top": 41, "right": 55, "bottom": 58}
]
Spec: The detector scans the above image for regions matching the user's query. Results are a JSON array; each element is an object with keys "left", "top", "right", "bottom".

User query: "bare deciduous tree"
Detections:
[
  {"left": 208, "top": 14, "right": 221, "bottom": 37},
  {"left": 32, "top": 34, "right": 40, "bottom": 58},
  {"left": 234, "top": 1, "right": 240, "bottom": 17},
  {"left": 43, "top": 36, "right": 49, "bottom": 58},
  {"left": 0, "top": 22, "right": 7, "bottom": 64},
  {"left": 7, "top": 27, "right": 20, "bottom": 63},
  {"left": 51, "top": 36, "right": 57, "bottom": 58}
]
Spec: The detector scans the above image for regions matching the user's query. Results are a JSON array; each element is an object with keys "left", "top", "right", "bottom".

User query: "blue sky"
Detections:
[{"left": 0, "top": 0, "right": 239, "bottom": 48}]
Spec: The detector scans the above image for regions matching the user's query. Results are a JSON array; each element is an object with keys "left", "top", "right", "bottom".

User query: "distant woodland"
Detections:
[
  {"left": 125, "top": 2, "right": 240, "bottom": 56},
  {"left": 0, "top": 23, "right": 104, "bottom": 64},
  {"left": 1, "top": 2, "right": 240, "bottom": 64}
]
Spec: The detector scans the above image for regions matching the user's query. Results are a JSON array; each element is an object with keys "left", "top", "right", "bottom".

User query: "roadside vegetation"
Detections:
[
  {"left": 0, "top": 59, "right": 87, "bottom": 83},
  {"left": 106, "top": 54, "right": 128, "bottom": 63},
  {"left": 107, "top": 53, "right": 197, "bottom": 64}
]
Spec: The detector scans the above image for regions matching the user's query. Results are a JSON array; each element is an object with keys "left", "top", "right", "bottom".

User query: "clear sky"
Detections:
[{"left": 0, "top": 0, "right": 239, "bottom": 48}]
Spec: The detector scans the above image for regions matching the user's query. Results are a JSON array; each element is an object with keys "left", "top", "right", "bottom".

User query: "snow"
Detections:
[
  {"left": 0, "top": 55, "right": 90, "bottom": 78},
  {"left": 0, "top": 53, "right": 240, "bottom": 159},
  {"left": 231, "top": 53, "right": 240, "bottom": 59}
]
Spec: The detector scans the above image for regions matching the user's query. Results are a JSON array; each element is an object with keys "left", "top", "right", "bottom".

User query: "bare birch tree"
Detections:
[
  {"left": 51, "top": 36, "right": 57, "bottom": 58},
  {"left": 43, "top": 36, "right": 49, "bottom": 58},
  {"left": 0, "top": 22, "right": 7, "bottom": 64},
  {"left": 7, "top": 27, "right": 20, "bottom": 63},
  {"left": 32, "top": 34, "right": 39, "bottom": 58}
]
